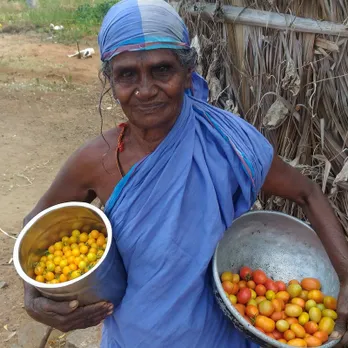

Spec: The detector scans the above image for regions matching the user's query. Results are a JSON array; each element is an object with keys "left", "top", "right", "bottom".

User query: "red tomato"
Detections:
[
  {"left": 237, "top": 288, "right": 252, "bottom": 304},
  {"left": 239, "top": 280, "right": 247, "bottom": 289},
  {"left": 304, "top": 321, "right": 319, "bottom": 335},
  {"left": 265, "top": 279, "right": 278, "bottom": 293},
  {"left": 252, "top": 270, "right": 267, "bottom": 285},
  {"left": 272, "top": 329, "right": 283, "bottom": 340},
  {"left": 255, "top": 284, "right": 267, "bottom": 296},
  {"left": 240, "top": 266, "right": 252, "bottom": 281},
  {"left": 275, "top": 281, "right": 286, "bottom": 291}
]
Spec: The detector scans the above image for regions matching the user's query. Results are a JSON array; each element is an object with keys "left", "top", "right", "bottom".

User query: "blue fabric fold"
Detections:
[{"left": 101, "top": 95, "right": 273, "bottom": 347}]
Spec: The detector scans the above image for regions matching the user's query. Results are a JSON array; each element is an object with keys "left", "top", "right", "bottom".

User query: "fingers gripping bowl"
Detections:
[
  {"left": 212, "top": 211, "right": 340, "bottom": 348},
  {"left": 13, "top": 202, "right": 127, "bottom": 306}
]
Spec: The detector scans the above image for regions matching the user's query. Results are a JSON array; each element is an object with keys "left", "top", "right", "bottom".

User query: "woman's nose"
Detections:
[{"left": 136, "top": 74, "right": 158, "bottom": 100}]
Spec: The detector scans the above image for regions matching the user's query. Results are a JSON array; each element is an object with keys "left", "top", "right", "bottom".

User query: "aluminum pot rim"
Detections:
[
  {"left": 13, "top": 201, "right": 113, "bottom": 290},
  {"left": 212, "top": 210, "right": 340, "bottom": 348}
]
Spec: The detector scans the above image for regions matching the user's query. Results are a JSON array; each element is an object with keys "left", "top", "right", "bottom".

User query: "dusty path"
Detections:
[{"left": 0, "top": 33, "right": 124, "bottom": 347}]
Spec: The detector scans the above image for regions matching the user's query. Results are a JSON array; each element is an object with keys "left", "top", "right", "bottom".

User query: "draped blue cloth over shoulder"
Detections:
[{"left": 98, "top": 1, "right": 274, "bottom": 347}]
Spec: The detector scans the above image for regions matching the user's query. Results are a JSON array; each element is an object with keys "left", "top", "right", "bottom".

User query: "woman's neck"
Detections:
[{"left": 127, "top": 121, "right": 175, "bottom": 154}]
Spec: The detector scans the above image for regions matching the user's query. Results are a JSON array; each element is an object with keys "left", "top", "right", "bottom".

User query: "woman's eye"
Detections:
[
  {"left": 120, "top": 71, "right": 134, "bottom": 78},
  {"left": 153, "top": 65, "right": 172, "bottom": 76}
]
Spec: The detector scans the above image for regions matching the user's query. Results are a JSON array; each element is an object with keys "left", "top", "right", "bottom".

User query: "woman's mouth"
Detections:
[{"left": 134, "top": 103, "right": 166, "bottom": 114}]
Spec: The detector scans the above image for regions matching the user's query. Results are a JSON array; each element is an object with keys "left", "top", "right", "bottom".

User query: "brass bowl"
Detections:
[
  {"left": 13, "top": 202, "right": 127, "bottom": 306},
  {"left": 212, "top": 210, "right": 340, "bottom": 348}
]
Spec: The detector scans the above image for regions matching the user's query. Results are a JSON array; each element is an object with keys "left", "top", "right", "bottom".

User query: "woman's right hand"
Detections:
[{"left": 24, "top": 282, "right": 114, "bottom": 332}]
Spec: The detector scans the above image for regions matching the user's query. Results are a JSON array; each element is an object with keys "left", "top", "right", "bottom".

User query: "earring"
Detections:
[
  {"left": 135, "top": 90, "right": 140, "bottom": 96},
  {"left": 116, "top": 99, "right": 120, "bottom": 104}
]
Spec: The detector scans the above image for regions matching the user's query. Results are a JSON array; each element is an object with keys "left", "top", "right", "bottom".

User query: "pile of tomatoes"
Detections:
[
  {"left": 30, "top": 229, "right": 107, "bottom": 284},
  {"left": 221, "top": 266, "right": 338, "bottom": 347}
]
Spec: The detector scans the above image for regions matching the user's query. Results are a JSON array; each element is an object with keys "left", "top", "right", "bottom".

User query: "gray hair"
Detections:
[{"left": 101, "top": 47, "right": 198, "bottom": 80}]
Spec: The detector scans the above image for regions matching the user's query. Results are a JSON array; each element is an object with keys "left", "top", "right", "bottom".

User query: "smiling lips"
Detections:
[{"left": 134, "top": 103, "right": 166, "bottom": 113}]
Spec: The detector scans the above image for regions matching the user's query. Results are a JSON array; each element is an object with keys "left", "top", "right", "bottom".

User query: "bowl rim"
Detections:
[
  {"left": 13, "top": 201, "right": 113, "bottom": 289},
  {"left": 212, "top": 210, "right": 340, "bottom": 348}
]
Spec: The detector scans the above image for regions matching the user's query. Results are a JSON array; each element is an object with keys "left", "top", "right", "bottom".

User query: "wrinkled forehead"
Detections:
[{"left": 98, "top": 0, "right": 190, "bottom": 62}]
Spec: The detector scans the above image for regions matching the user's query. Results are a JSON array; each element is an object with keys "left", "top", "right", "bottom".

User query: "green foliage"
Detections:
[
  {"left": 0, "top": 0, "right": 119, "bottom": 42},
  {"left": 74, "top": 0, "right": 117, "bottom": 26}
]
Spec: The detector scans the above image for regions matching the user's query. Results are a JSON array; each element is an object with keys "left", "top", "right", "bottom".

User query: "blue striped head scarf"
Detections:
[{"left": 98, "top": 0, "right": 208, "bottom": 101}]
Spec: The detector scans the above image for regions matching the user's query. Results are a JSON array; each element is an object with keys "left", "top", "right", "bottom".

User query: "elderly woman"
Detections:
[{"left": 23, "top": 0, "right": 348, "bottom": 347}]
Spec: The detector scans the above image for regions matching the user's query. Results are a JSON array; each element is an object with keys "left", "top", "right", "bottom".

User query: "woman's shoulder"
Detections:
[{"left": 74, "top": 128, "right": 120, "bottom": 164}]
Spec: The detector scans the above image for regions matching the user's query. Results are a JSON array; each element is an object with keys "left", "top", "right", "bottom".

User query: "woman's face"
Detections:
[{"left": 110, "top": 49, "right": 191, "bottom": 130}]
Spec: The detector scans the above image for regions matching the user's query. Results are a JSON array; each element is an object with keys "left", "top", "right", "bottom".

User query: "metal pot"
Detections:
[
  {"left": 212, "top": 210, "right": 340, "bottom": 348},
  {"left": 13, "top": 202, "right": 127, "bottom": 306}
]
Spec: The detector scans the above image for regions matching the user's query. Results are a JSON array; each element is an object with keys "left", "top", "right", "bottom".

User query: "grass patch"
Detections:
[{"left": 0, "top": 0, "right": 118, "bottom": 42}]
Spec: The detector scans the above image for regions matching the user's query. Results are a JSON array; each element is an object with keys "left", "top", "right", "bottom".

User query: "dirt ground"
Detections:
[{"left": 0, "top": 32, "right": 124, "bottom": 346}]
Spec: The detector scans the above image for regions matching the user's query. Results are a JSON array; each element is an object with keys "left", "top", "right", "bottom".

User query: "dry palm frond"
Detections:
[{"left": 178, "top": 0, "right": 348, "bottom": 231}]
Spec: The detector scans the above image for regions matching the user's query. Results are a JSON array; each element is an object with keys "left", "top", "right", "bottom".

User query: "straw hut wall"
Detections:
[{"left": 173, "top": 0, "right": 348, "bottom": 232}]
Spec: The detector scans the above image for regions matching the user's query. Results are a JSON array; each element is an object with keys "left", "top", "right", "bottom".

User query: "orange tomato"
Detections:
[
  {"left": 259, "top": 300, "right": 275, "bottom": 317},
  {"left": 313, "top": 330, "right": 328, "bottom": 343},
  {"left": 232, "top": 274, "right": 240, "bottom": 283},
  {"left": 285, "top": 304, "right": 303, "bottom": 318},
  {"left": 271, "top": 299, "right": 284, "bottom": 312},
  {"left": 222, "top": 281, "right": 235, "bottom": 294},
  {"left": 284, "top": 329, "right": 296, "bottom": 341},
  {"left": 318, "top": 317, "right": 335, "bottom": 335},
  {"left": 276, "top": 291, "right": 290, "bottom": 303},
  {"left": 255, "top": 315, "right": 276, "bottom": 333},
  {"left": 255, "top": 284, "right": 267, "bottom": 296},
  {"left": 286, "top": 317, "right": 299, "bottom": 325},
  {"left": 308, "top": 290, "right": 324, "bottom": 304},
  {"left": 247, "top": 280, "right": 256, "bottom": 289},
  {"left": 271, "top": 312, "right": 283, "bottom": 322},
  {"left": 291, "top": 298, "right": 305, "bottom": 308},
  {"left": 221, "top": 272, "right": 234, "bottom": 282},
  {"left": 289, "top": 280, "right": 300, "bottom": 285},
  {"left": 278, "top": 339, "right": 287, "bottom": 344},
  {"left": 234, "top": 304, "right": 245, "bottom": 316},
  {"left": 323, "top": 296, "right": 337, "bottom": 310},
  {"left": 291, "top": 323, "right": 306, "bottom": 338},
  {"left": 304, "top": 335, "right": 322, "bottom": 347},
  {"left": 246, "top": 305, "right": 259, "bottom": 319},
  {"left": 239, "top": 280, "right": 247, "bottom": 289},
  {"left": 301, "top": 278, "right": 321, "bottom": 291},
  {"left": 287, "top": 338, "right": 307, "bottom": 346},
  {"left": 304, "top": 321, "right": 319, "bottom": 335}
]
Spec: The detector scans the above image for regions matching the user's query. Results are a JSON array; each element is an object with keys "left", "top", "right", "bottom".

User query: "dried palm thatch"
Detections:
[{"left": 175, "top": 0, "right": 348, "bottom": 231}]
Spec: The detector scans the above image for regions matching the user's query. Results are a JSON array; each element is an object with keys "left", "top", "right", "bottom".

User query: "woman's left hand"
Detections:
[{"left": 332, "top": 279, "right": 348, "bottom": 347}]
